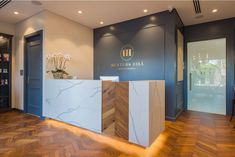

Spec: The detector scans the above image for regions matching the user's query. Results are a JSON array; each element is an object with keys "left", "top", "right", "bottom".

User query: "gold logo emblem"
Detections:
[{"left": 120, "top": 45, "right": 134, "bottom": 61}]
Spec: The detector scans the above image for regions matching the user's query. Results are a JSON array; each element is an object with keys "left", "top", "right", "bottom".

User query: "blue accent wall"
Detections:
[
  {"left": 184, "top": 18, "right": 235, "bottom": 116},
  {"left": 94, "top": 10, "right": 184, "bottom": 120}
]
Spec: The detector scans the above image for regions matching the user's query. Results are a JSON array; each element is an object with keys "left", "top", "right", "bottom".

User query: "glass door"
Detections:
[{"left": 187, "top": 38, "right": 226, "bottom": 115}]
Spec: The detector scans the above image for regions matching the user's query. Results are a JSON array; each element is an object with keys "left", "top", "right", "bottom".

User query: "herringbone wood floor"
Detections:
[{"left": 0, "top": 110, "right": 235, "bottom": 157}]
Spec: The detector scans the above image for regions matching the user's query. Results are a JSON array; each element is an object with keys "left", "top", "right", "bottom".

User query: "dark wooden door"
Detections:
[{"left": 25, "top": 32, "right": 42, "bottom": 117}]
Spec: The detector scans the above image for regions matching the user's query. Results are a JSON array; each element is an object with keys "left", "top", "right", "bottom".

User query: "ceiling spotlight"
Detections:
[
  {"left": 100, "top": 21, "right": 104, "bottom": 25},
  {"left": 14, "top": 11, "right": 19, "bottom": 15},
  {"left": 143, "top": 9, "right": 148, "bottom": 13},
  {"left": 212, "top": 9, "right": 218, "bottom": 13},
  {"left": 78, "top": 10, "right": 83, "bottom": 14},
  {"left": 110, "top": 26, "right": 115, "bottom": 30}
]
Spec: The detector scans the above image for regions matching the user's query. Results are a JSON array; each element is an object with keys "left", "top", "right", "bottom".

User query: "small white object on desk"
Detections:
[{"left": 100, "top": 76, "right": 119, "bottom": 82}]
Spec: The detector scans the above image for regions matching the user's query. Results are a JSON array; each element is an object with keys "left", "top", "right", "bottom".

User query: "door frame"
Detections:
[
  {"left": 186, "top": 38, "right": 227, "bottom": 115},
  {"left": 184, "top": 37, "right": 229, "bottom": 115},
  {"left": 24, "top": 30, "right": 43, "bottom": 117}
]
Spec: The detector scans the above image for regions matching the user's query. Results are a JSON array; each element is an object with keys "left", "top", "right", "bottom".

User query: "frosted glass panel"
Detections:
[{"left": 187, "top": 38, "right": 226, "bottom": 115}]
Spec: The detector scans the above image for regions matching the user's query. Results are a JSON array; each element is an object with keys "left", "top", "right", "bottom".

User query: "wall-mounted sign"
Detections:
[
  {"left": 111, "top": 44, "right": 144, "bottom": 70},
  {"left": 120, "top": 45, "right": 134, "bottom": 62}
]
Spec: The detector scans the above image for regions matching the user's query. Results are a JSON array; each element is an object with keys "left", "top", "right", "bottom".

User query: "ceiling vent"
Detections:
[
  {"left": 193, "top": 0, "right": 201, "bottom": 14},
  {"left": 0, "top": 0, "right": 11, "bottom": 9}
]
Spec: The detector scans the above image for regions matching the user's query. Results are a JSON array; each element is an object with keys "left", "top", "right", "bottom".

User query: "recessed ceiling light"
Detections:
[
  {"left": 14, "top": 11, "right": 19, "bottom": 15},
  {"left": 212, "top": 9, "right": 218, "bottom": 13},
  {"left": 143, "top": 9, "right": 148, "bottom": 13},
  {"left": 195, "top": 14, "right": 204, "bottom": 19},
  {"left": 31, "top": 0, "right": 42, "bottom": 6},
  {"left": 100, "top": 21, "right": 104, "bottom": 25},
  {"left": 78, "top": 10, "right": 83, "bottom": 14}
]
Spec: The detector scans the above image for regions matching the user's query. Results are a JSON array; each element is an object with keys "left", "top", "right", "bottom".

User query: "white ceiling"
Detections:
[{"left": 1, "top": 1, "right": 235, "bottom": 28}]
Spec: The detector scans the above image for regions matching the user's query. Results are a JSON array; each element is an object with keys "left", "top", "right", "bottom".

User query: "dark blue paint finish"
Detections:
[
  {"left": 176, "top": 81, "right": 184, "bottom": 115},
  {"left": 24, "top": 30, "right": 43, "bottom": 117},
  {"left": 94, "top": 10, "right": 184, "bottom": 120},
  {"left": 174, "top": 11, "right": 185, "bottom": 119},
  {"left": 95, "top": 26, "right": 165, "bottom": 81},
  {"left": 184, "top": 18, "right": 235, "bottom": 115}
]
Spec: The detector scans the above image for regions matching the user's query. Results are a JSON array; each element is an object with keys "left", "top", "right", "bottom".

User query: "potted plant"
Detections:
[{"left": 46, "top": 53, "right": 71, "bottom": 79}]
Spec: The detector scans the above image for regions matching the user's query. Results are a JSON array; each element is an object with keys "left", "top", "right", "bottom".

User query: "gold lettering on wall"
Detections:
[
  {"left": 127, "top": 50, "right": 129, "bottom": 56},
  {"left": 120, "top": 45, "right": 134, "bottom": 61},
  {"left": 128, "top": 49, "right": 132, "bottom": 56},
  {"left": 111, "top": 44, "right": 145, "bottom": 70},
  {"left": 122, "top": 50, "right": 125, "bottom": 57},
  {"left": 111, "top": 61, "right": 144, "bottom": 70}
]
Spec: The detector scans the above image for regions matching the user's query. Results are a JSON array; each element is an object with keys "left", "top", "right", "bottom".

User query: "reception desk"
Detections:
[{"left": 44, "top": 79, "right": 165, "bottom": 147}]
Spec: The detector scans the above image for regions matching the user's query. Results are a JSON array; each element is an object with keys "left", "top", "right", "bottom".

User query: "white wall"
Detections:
[
  {"left": 0, "top": 22, "right": 15, "bottom": 35},
  {"left": 44, "top": 11, "right": 93, "bottom": 79},
  {"left": 15, "top": 11, "right": 45, "bottom": 110},
  {"left": 0, "top": 22, "right": 16, "bottom": 108},
  {"left": 14, "top": 11, "right": 93, "bottom": 110}
]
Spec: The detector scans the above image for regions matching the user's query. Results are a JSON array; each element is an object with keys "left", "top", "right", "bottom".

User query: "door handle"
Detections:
[{"left": 189, "top": 73, "right": 192, "bottom": 91}]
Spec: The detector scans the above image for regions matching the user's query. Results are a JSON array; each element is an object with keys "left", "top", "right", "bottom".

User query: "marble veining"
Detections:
[
  {"left": 44, "top": 80, "right": 102, "bottom": 133},
  {"left": 44, "top": 79, "right": 165, "bottom": 147},
  {"left": 129, "top": 81, "right": 149, "bottom": 147},
  {"left": 129, "top": 80, "right": 165, "bottom": 147},
  {"left": 129, "top": 110, "right": 141, "bottom": 144}
]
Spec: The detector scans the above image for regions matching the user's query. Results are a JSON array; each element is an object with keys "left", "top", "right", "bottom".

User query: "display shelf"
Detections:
[{"left": 0, "top": 33, "right": 12, "bottom": 111}]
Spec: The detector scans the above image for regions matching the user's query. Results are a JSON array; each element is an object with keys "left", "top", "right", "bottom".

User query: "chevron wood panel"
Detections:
[
  {"left": 102, "top": 81, "right": 129, "bottom": 140},
  {"left": 102, "top": 81, "right": 116, "bottom": 134},
  {"left": 1, "top": 110, "right": 235, "bottom": 157},
  {"left": 115, "top": 82, "right": 129, "bottom": 140}
]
